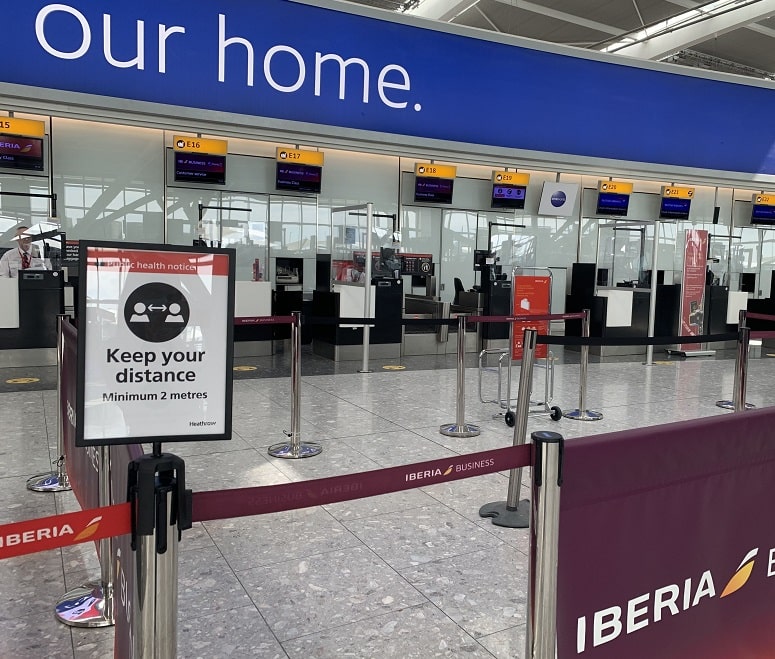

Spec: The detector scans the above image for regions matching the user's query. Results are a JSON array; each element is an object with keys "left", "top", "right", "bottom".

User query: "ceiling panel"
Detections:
[{"left": 690, "top": 27, "right": 775, "bottom": 73}]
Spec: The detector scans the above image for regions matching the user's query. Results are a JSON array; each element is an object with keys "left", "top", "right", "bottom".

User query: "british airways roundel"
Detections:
[{"left": 551, "top": 191, "right": 567, "bottom": 207}]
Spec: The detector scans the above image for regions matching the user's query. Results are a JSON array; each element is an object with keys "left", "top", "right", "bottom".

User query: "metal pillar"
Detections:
[
  {"left": 27, "top": 315, "right": 71, "bottom": 492},
  {"left": 128, "top": 448, "right": 191, "bottom": 659},
  {"left": 440, "top": 315, "right": 480, "bottom": 437},
  {"left": 645, "top": 219, "right": 660, "bottom": 366},
  {"left": 359, "top": 202, "right": 374, "bottom": 373},
  {"left": 479, "top": 328, "right": 537, "bottom": 527},
  {"left": 55, "top": 446, "right": 114, "bottom": 627},
  {"left": 564, "top": 309, "right": 603, "bottom": 421},
  {"left": 269, "top": 312, "right": 323, "bottom": 458},
  {"left": 526, "top": 431, "right": 563, "bottom": 659},
  {"left": 716, "top": 310, "right": 755, "bottom": 411}
]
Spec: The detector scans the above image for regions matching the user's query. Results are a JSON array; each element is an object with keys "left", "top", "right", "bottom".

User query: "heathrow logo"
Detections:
[{"left": 576, "top": 546, "right": 770, "bottom": 653}]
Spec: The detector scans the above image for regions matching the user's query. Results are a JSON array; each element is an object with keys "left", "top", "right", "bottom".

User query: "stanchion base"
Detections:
[
  {"left": 357, "top": 369, "right": 373, "bottom": 374},
  {"left": 268, "top": 441, "right": 323, "bottom": 459},
  {"left": 563, "top": 409, "right": 604, "bottom": 422},
  {"left": 715, "top": 400, "right": 756, "bottom": 410},
  {"left": 54, "top": 581, "right": 114, "bottom": 628},
  {"left": 26, "top": 471, "right": 71, "bottom": 492},
  {"left": 478, "top": 499, "right": 530, "bottom": 528},
  {"left": 439, "top": 422, "right": 481, "bottom": 438}
]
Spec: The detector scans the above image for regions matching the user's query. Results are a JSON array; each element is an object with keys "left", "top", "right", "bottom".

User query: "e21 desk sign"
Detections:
[{"left": 76, "top": 242, "right": 235, "bottom": 446}]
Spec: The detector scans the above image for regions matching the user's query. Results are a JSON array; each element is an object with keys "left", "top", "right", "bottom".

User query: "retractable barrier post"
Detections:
[
  {"left": 716, "top": 310, "right": 755, "bottom": 411},
  {"left": 564, "top": 309, "right": 603, "bottom": 421},
  {"left": 526, "top": 431, "right": 563, "bottom": 659},
  {"left": 269, "top": 312, "right": 323, "bottom": 458},
  {"left": 55, "top": 445, "right": 114, "bottom": 627},
  {"left": 128, "top": 446, "right": 192, "bottom": 659},
  {"left": 479, "top": 328, "right": 537, "bottom": 528},
  {"left": 440, "top": 316, "right": 480, "bottom": 438},
  {"left": 27, "top": 314, "right": 72, "bottom": 492}
]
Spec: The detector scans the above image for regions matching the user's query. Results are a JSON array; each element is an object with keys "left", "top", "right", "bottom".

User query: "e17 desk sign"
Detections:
[{"left": 76, "top": 243, "right": 234, "bottom": 446}]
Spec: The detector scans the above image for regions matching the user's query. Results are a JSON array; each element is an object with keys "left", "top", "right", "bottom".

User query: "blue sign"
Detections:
[{"left": 4, "top": 0, "right": 775, "bottom": 175}]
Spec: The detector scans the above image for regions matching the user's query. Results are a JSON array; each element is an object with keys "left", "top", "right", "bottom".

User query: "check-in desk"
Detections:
[
  {"left": 567, "top": 284, "right": 680, "bottom": 356},
  {"left": 233, "top": 281, "right": 273, "bottom": 356},
  {"left": 312, "top": 279, "right": 402, "bottom": 360},
  {"left": 0, "top": 271, "right": 65, "bottom": 366},
  {"left": 403, "top": 293, "right": 480, "bottom": 356}
]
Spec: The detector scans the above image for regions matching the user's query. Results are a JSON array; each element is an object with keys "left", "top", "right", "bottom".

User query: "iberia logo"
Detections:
[
  {"left": 73, "top": 516, "right": 103, "bottom": 542},
  {"left": 405, "top": 466, "right": 454, "bottom": 482},
  {"left": 576, "top": 546, "right": 767, "bottom": 653},
  {"left": 720, "top": 548, "right": 758, "bottom": 598}
]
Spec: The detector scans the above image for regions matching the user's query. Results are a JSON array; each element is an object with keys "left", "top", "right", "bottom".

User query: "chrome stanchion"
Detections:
[
  {"left": 479, "top": 328, "right": 537, "bottom": 528},
  {"left": 27, "top": 315, "right": 72, "bottom": 492},
  {"left": 526, "top": 430, "right": 563, "bottom": 659},
  {"left": 564, "top": 309, "right": 603, "bottom": 421},
  {"left": 440, "top": 316, "right": 480, "bottom": 437},
  {"left": 128, "top": 446, "right": 190, "bottom": 659},
  {"left": 717, "top": 310, "right": 755, "bottom": 411},
  {"left": 358, "top": 202, "right": 374, "bottom": 373},
  {"left": 269, "top": 312, "right": 323, "bottom": 458},
  {"left": 55, "top": 445, "right": 115, "bottom": 628}
]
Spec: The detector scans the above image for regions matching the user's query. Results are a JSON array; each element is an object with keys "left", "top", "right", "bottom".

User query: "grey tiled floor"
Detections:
[{"left": 0, "top": 349, "right": 771, "bottom": 658}]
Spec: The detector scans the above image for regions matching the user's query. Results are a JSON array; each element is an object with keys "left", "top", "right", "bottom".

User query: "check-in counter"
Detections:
[
  {"left": 568, "top": 284, "right": 680, "bottom": 356},
  {"left": 403, "top": 294, "right": 480, "bottom": 355},
  {"left": 233, "top": 281, "right": 273, "bottom": 356},
  {"left": 0, "top": 270, "right": 65, "bottom": 365},
  {"left": 312, "top": 280, "right": 401, "bottom": 360}
]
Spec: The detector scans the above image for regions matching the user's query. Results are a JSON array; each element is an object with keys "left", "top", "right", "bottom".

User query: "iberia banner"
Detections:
[
  {"left": 512, "top": 275, "right": 550, "bottom": 360},
  {"left": 557, "top": 407, "right": 775, "bottom": 658},
  {"left": 0, "top": 504, "right": 130, "bottom": 560}
]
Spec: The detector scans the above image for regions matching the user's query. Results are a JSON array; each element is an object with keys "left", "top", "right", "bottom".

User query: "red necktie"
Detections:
[{"left": 21, "top": 251, "right": 30, "bottom": 269}]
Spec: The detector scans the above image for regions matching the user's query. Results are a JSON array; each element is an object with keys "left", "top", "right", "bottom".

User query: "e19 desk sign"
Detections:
[{"left": 76, "top": 242, "right": 235, "bottom": 447}]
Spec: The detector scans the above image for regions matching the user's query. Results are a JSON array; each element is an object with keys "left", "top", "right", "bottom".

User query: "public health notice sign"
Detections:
[{"left": 76, "top": 242, "right": 234, "bottom": 446}]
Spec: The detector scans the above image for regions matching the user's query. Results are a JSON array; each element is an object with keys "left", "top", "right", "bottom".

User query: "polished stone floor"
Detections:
[{"left": 0, "top": 346, "right": 771, "bottom": 658}]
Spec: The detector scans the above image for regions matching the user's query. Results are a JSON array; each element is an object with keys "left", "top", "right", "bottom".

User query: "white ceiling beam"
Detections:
[
  {"left": 407, "top": 0, "right": 481, "bottom": 22},
  {"left": 412, "top": 0, "right": 623, "bottom": 35},
  {"left": 611, "top": 0, "right": 775, "bottom": 59},
  {"left": 490, "top": 0, "right": 623, "bottom": 35}
]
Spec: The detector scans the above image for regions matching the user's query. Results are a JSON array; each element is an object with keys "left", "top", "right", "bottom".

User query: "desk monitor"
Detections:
[
  {"left": 596, "top": 191, "right": 630, "bottom": 216},
  {"left": 740, "top": 272, "right": 756, "bottom": 293}
]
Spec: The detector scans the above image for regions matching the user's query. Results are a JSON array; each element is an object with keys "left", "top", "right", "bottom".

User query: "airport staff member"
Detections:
[{"left": 0, "top": 226, "right": 42, "bottom": 277}]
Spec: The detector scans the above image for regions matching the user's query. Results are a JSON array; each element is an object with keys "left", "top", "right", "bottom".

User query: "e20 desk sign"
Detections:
[{"left": 76, "top": 242, "right": 235, "bottom": 446}]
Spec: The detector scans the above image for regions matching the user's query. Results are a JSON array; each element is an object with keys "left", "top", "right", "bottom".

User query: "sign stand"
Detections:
[
  {"left": 269, "top": 312, "right": 323, "bottom": 458},
  {"left": 27, "top": 315, "right": 72, "bottom": 492},
  {"left": 128, "top": 442, "right": 191, "bottom": 659},
  {"left": 479, "top": 328, "right": 538, "bottom": 528},
  {"left": 440, "top": 315, "right": 480, "bottom": 437},
  {"left": 54, "top": 445, "right": 115, "bottom": 628}
]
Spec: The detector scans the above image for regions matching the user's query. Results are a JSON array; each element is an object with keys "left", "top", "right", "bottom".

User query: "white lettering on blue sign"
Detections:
[{"left": 35, "top": 4, "right": 185, "bottom": 74}]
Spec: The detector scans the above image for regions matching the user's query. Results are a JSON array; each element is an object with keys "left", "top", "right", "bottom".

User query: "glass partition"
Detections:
[{"left": 166, "top": 189, "right": 268, "bottom": 282}]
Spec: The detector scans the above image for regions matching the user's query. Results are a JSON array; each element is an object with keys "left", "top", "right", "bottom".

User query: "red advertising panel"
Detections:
[
  {"left": 557, "top": 408, "right": 775, "bottom": 658},
  {"left": 512, "top": 275, "right": 550, "bottom": 360},
  {"left": 680, "top": 229, "right": 708, "bottom": 350}
]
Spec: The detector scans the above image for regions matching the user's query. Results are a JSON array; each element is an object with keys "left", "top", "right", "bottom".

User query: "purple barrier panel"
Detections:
[
  {"left": 60, "top": 321, "right": 99, "bottom": 511},
  {"left": 558, "top": 407, "right": 775, "bottom": 658},
  {"left": 113, "top": 442, "right": 145, "bottom": 659}
]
